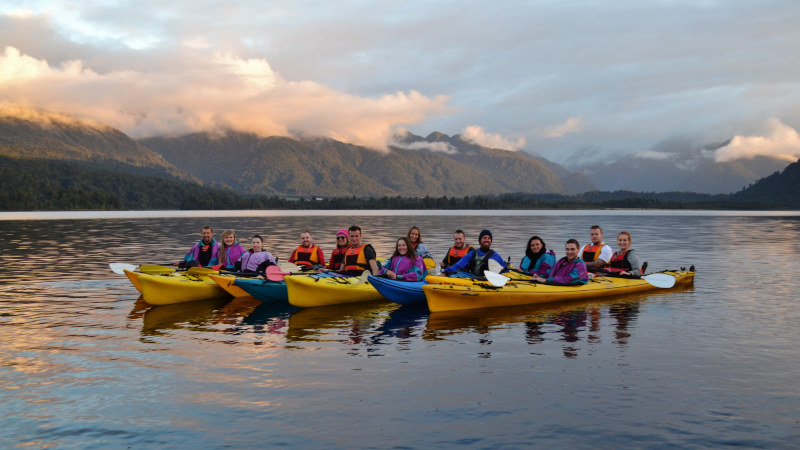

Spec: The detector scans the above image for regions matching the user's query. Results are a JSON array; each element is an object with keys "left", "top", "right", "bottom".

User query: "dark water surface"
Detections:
[{"left": 1, "top": 211, "right": 799, "bottom": 448}]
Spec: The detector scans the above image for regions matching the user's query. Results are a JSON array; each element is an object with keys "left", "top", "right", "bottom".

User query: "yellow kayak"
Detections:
[
  {"left": 423, "top": 270, "right": 695, "bottom": 312},
  {"left": 138, "top": 272, "right": 231, "bottom": 305},
  {"left": 285, "top": 273, "right": 385, "bottom": 308},
  {"left": 208, "top": 274, "right": 252, "bottom": 297},
  {"left": 124, "top": 269, "right": 144, "bottom": 292}
]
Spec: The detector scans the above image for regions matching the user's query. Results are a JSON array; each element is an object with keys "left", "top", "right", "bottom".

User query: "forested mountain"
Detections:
[
  {"left": 0, "top": 106, "right": 195, "bottom": 181},
  {"left": 392, "top": 131, "right": 597, "bottom": 194},
  {"left": 140, "top": 131, "right": 586, "bottom": 197},
  {"left": 732, "top": 158, "right": 800, "bottom": 207}
]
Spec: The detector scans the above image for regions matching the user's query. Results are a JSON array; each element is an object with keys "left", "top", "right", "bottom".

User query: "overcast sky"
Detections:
[{"left": 1, "top": 0, "right": 799, "bottom": 166}]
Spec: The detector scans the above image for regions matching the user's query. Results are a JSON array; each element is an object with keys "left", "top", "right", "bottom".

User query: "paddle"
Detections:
[
  {"left": 642, "top": 273, "right": 675, "bottom": 288},
  {"left": 265, "top": 265, "right": 291, "bottom": 282},
  {"left": 109, "top": 263, "right": 137, "bottom": 275},
  {"left": 186, "top": 267, "right": 217, "bottom": 276},
  {"left": 140, "top": 264, "right": 176, "bottom": 275},
  {"left": 109, "top": 263, "right": 174, "bottom": 275},
  {"left": 483, "top": 270, "right": 509, "bottom": 287},
  {"left": 355, "top": 270, "right": 372, "bottom": 285}
]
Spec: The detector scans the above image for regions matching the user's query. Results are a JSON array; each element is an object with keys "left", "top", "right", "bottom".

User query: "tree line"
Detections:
[{"left": 1, "top": 155, "right": 794, "bottom": 211}]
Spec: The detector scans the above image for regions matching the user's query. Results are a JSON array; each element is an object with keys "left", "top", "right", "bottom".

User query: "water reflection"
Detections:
[{"left": 1, "top": 213, "right": 798, "bottom": 448}]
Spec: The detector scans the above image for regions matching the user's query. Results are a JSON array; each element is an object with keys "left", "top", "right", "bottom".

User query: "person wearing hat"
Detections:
[
  {"left": 442, "top": 229, "right": 507, "bottom": 276},
  {"left": 288, "top": 230, "right": 326, "bottom": 269},
  {"left": 322, "top": 228, "right": 351, "bottom": 271}
]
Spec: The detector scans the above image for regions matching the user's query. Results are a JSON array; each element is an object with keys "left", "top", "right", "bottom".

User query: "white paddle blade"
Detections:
[
  {"left": 358, "top": 270, "right": 371, "bottom": 284},
  {"left": 642, "top": 273, "right": 675, "bottom": 288},
  {"left": 487, "top": 259, "right": 504, "bottom": 273},
  {"left": 279, "top": 262, "right": 300, "bottom": 272},
  {"left": 484, "top": 270, "right": 509, "bottom": 287},
  {"left": 109, "top": 263, "right": 138, "bottom": 275}
]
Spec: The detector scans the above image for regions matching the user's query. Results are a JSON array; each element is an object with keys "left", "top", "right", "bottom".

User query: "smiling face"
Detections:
[
  {"left": 530, "top": 238, "right": 543, "bottom": 253},
  {"left": 617, "top": 233, "right": 630, "bottom": 252},
  {"left": 396, "top": 239, "right": 408, "bottom": 256},
  {"left": 251, "top": 237, "right": 263, "bottom": 252},
  {"left": 479, "top": 235, "right": 492, "bottom": 251},
  {"left": 565, "top": 242, "right": 579, "bottom": 260},
  {"left": 349, "top": 229, "right": 361, "bottom": 247},
  {"left": 300, "top": 232, "right": 312, "bottom": 248},
  {"left": 590, "top": 228, "right": 603, "bottom": 245},
  {"left": 336, "top": 234, "right": 348, "bottom": 247},
  {"left": 223, "top": 233, "right": 235, "bottom": 246},
  {"left": 453, "top": 232, "right": 465, "bottom": 249},
  {"left": 408, "top": 228, "right": 420, "bottom": 244},
  {"left": 201, "top": 228, "right": 213, "bottom": 244}
]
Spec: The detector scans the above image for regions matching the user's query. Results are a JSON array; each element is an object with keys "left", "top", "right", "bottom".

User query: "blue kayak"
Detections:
[
  {"left": 368, "top": 276, "right": 428, "bottom": 306},
  {"left": 234, "top": 278, "right": 288, "bottom": 303}
]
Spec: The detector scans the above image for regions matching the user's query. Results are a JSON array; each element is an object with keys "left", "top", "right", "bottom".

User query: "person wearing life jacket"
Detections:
[
  {"left": 325, "top": 229, "right": 350, "bottom": 271},
  {"left": 218, "top": 229, "right": 247, "bottom": 270},
  {"left": 181, "top": 225, "right": 221, "bottom": 268},
  {"left": 532, "top": 239, "right": 589, "bottom": 286},
  {"left": 236, "top": 235, "right": 278, "bottom": 275},
  {"left": 440, "top": 229, "right": 474, "bottom": 270},
  {"left": 378, "top": 237, "right": 427, "bottom": 282},
  {"left": 339, "top": 225, "right": 379, "bottom": 276},
  {"left": 443, "top": 229, "right": 507, "bottom": 276},
  {"left": 515, "top": 235, "right": 557, "bottom": 278},
  {"left": 603, "top": 231, "right": 642, "bottom": 277},
  {"left": 288, "top": 230, "right": 326, "bottom": 269},
  {"left": 579, "top": 225, "right": 613, "bottom": 272},
  {"left": 407, "top": 226, "right": 435, "bottom": 269}
]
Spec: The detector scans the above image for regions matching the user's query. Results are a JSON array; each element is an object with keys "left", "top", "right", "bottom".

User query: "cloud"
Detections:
[
  {"left": 542, "top": 117, "right": 583, "bottom": 138},
  {"left": 393, "top": 140, "right": 457, "bottom": 155},
  {"left": 713, "top": 118, "right": 800, "bottom": 162},
  {"left": 633, "top": 150, "right": 675, "bottom": 160},
  {"left": 461, "top": 125, "right": 525, "bottom": 151},
  {"left": 0, "top": 45, "right": 450, "bottom": 149}
]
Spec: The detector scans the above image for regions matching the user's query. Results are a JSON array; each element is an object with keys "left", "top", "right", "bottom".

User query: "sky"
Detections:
[{"left": 1, "top": 0, "right": 799, "bottom": 167}]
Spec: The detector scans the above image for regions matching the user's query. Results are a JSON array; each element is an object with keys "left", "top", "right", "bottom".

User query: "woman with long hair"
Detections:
[{"left": 378, "top": 237, "right": 427, "bottom": 281}]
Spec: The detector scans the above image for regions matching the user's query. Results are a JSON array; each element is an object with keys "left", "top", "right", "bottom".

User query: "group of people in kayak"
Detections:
[{"left": 180, "top": 224, "right": 643, "bottom": 286}]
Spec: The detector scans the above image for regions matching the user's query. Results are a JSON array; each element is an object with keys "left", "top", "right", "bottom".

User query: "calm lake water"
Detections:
[{"left": 1, "top": 210, "right": 799, "bottom": 448}]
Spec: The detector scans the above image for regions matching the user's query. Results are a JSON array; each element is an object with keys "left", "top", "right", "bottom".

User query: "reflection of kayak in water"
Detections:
[
  {"left": 140, "top": 297, "right": 231, "bottom": 335},
  {"left": 285, "top": 273, "right": 385, "bottom": 308},
  {"left": 373, "top": 304, "right": 428, "bottom": 338},
  {"left": 285, "top": 300, "right": 391, "bottom": 342},
  {"left": 423, "top": 270, "right": 695, "bottom": 312}
]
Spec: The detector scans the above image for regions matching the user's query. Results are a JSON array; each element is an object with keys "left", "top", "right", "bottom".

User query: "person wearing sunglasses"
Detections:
[{"left": 325, "top": 229, "right": 350, "bottom": 271}]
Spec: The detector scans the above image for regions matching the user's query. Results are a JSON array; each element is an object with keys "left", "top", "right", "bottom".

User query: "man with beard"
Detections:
[{"left": 443, "top": 229, "right": 507, "bottom": 276}]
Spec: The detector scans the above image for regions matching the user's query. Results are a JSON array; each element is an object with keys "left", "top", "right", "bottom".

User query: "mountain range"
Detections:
[
  {"left": 1, "top": 106, "right": 797, "bottom": 209},
  {"left": 139, "top": 130, "right": 596, "bottom": 197}
]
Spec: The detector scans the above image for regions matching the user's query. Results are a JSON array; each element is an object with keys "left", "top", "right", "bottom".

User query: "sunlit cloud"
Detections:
[
  {"left": 542, "top": 117, "right": 583, "bottom": 138},
  {"left": 461, "top": 125, "right": 525, "bottom": 151},
  {"left": 713, "top": 118, "right": 800, "bottom": 162},
  {"left": 0, "top": 46, "right": 450, "bottom": 150}
]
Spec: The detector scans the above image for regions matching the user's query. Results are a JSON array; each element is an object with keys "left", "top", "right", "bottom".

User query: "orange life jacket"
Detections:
[
  {"left": 607, "top": 250, "right": 639, "bottom": 273},
  {"left": 291, "top": 245, "right": 320, "bottom": 267},
  {"left": 443, "top": 245, "right": 474, "bottom": 268},
  {"left": 344, "top": 244, "right": 371, "bottom": 272},
  {"left": 581, "top": 243, "right": 604, "bottom": 262}
]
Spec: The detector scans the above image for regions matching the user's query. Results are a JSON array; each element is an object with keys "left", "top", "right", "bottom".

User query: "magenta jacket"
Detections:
[
  {"left": 546, "top": 257, "right": 589, "bottom": 286},
  {"left": 219, "top": 244, "right": 247, "bottom": 269},
  {"left": 378, "top": 255, "right": 427, "bottom": 282}
]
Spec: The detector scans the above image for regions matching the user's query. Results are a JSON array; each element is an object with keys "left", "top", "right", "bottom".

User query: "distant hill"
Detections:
[
  {"left": 390, "top": 130, "right": 596, "bottom": 194},
  {"left": 0, "top": 106, "right": 195, "bottom": 182},
  {"left": 732, "top": 158, "right": 800, "bottom": 207},
  {"left": 140, "top": 130, "right": 582, "bottom": 197},
  {"left": 577, "top": 138, "right": 791, "bottom": 194}
]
